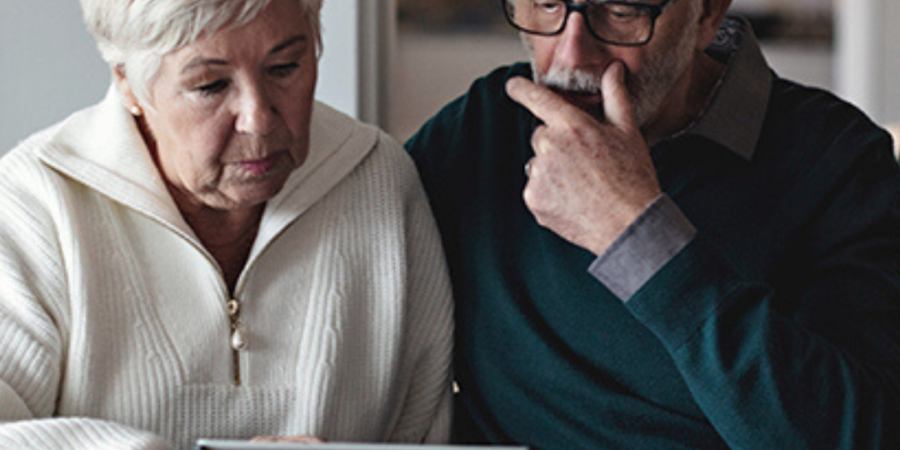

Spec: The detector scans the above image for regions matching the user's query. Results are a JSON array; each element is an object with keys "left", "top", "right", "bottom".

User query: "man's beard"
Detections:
[{"left": 527, "top": 28, "right": 697, "bottom": 127}]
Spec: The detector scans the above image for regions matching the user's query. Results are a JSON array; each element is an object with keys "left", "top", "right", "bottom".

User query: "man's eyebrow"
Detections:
[{"left": 180, "top": 35, "right": 308, "bottom": 74}]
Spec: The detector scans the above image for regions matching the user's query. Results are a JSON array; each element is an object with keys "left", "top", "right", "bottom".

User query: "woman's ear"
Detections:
[
  {"left": 111, "top": 64, "right": 144, "bottom": 116},
  {"left": 695, "top": 0, "right": 733, "bottom": 50}
]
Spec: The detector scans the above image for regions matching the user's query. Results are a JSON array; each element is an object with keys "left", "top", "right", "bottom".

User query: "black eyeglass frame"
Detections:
[{"left": 501, "top": 0, "right": 677, "bottom": 47}]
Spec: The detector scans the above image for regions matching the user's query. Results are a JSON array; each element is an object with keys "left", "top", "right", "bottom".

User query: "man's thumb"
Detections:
[{"left": 602, "top": 62, "right": 638, "bottom": 129}]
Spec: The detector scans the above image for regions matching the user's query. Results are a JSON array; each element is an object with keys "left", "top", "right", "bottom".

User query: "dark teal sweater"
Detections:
[{"left": 406, "top": 63, "right": 900, "bottom": 449}]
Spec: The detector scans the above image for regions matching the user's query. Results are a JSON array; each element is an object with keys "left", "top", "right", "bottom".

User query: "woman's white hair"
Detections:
[{"left": 80, "top": 0, "right": 323, "bottom": 105}]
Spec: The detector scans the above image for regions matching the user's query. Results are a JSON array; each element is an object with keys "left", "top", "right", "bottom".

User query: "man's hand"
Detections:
[{"left": 506, "top": 62, "right": 662, "bottom": 256}]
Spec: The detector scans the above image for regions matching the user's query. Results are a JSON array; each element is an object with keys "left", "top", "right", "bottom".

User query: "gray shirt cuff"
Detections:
[{"left": 588, "top": 194, "right": 697, "bottom": 301}]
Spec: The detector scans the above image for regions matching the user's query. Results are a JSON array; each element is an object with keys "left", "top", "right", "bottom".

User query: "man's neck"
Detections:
[{"left": 643, "top": 51, "right": 726, "bottom": 147}]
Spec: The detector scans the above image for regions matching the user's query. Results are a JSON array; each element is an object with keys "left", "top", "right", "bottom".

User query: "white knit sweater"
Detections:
[{"left": 0, "top": 88, "right": 453, "bottom": 450}]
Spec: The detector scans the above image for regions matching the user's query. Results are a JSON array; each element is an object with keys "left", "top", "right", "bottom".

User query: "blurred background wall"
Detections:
[{"left": 0, "top": 0, "right": 109, "bottom": 153}]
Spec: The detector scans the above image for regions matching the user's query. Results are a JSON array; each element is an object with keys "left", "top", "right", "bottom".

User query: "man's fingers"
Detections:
[
  {"left": 601, "top": 62, "right": 638, "bottom": 129},
  {"left": 531, "top": 124, "right": 551, "bottom": 155},
  {"left": 506, "top": 77, "right": 589, "bottom": 128}
]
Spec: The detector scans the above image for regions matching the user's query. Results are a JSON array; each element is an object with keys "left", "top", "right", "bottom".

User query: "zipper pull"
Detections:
[
  {"left": 228, "top": 299, "right": 246, "bottom": 351},
  {"left": 231, "top": 327, "right": 247, "bottom": 351}
]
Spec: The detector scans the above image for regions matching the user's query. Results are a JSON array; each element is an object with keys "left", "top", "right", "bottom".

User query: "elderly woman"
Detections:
[{"left": 0, "top": 0, "right": 452, "bottom": 449}]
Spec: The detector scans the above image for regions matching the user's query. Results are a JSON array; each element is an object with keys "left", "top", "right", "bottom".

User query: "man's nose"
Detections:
[
  {"left": 235, "top": 85, "right": 278, "bottom": 136},
  {"left": 554, "top": 12, "right": 607, "bottom": 68}
]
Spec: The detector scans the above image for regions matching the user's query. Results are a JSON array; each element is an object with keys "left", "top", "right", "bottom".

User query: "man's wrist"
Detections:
[{"left": 587, "top": 194, "right": 697, "bottom": 301}]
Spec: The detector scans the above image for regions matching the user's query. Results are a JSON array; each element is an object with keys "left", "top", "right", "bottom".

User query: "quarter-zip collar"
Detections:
[{"left": 36, "top": 85, "right": 379, "bottom": 271}]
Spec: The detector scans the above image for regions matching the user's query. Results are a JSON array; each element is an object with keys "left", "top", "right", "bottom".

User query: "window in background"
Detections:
[
  {"left": 733, "top": 0, "right": 833, "bottom": 43},
  {"left": 732, "top": 0, "right": 834, "bottom": 101},
  {"left": 392, "top": 0, "right": 525, "bottom": 140},
  {"left": 397, "top": 0, "right": 502, "bottom": 33}
]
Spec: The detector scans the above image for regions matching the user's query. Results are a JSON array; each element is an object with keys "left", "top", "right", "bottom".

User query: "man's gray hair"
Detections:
[{"left": 80, "top": 0, "right": 323, "bottom": 104}]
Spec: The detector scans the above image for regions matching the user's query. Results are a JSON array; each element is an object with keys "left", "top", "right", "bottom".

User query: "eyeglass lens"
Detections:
[{"left": 505, "top": 0, "right": 656, "bottom": 44}]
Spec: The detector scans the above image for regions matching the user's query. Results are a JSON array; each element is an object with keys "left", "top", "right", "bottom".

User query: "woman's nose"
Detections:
[{"left": 235, "top": 86, "right": 278, "bottom": 136}]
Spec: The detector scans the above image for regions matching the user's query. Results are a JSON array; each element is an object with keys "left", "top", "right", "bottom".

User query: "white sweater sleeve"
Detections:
[
  {"left": 385, "top": 137, "right": 454, "bottom": 443},
  {"left": 0, "top": 419, "right": 171, "bottom": 450},
  {"left": 0, "top": 151, "right": 173, "bottom": 450}
]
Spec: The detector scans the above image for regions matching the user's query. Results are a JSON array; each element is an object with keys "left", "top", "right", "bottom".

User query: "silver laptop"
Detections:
[{"left": 194, "top": 440, "right": 528, "bottom": 450}]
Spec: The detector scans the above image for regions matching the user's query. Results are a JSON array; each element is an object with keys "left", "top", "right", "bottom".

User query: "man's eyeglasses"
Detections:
[{"left": 502, "top": 0, "right": 676, "bottom": 47}]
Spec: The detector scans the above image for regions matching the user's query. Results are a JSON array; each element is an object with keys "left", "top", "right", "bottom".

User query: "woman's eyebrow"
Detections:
[
  {"left": 269, "top": 35, "right": 308, "bottom": 55},
  {"left": 180, "top": 57, "right": 227, "bottom": 75},
  {"left": 179, "top": 35, "right": 308, "bottom": 74}
]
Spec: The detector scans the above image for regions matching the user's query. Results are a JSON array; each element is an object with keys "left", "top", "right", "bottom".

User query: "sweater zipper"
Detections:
[
  {"left": 72, "top": 196, "right": 256, "bottom": 387},
  {"left": 227, "top": 261, "right": 257, "bottom": 386},
  {"left": 228, "top": 298, "right": 246, "bottom": 386}
]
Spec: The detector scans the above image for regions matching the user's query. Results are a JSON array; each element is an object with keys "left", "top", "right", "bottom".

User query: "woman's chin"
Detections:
[
  {"left": 197, "top": 174, "right": 290, "bottom": 212},
  {"left": 226, "top": 180, "right": 291, "bottom": 209},
  {"left": 220, "top": 159, "right": 298, "bottom": 207}
]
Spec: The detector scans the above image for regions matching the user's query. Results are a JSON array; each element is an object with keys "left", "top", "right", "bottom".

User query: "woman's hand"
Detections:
[{"left": 250, "top": 435, "right": 325, "bottom": 444}]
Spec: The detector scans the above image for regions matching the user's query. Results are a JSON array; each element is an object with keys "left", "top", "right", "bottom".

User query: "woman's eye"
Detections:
[
  {"left": 195, "top": 80, "right": 229, "bottom": 97},
  {"left": 269, "top": 63, "right": 299, "bottom": 78}
]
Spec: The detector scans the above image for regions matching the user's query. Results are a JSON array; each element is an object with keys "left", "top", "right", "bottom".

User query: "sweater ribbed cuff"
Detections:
[{"left": 588, "top": 194, "right": 697, "bottom": 301}]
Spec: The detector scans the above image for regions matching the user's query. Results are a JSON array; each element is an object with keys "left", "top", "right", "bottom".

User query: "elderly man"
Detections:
[{"left": 406, "top": 0, "right": 900, "bottom": 448}]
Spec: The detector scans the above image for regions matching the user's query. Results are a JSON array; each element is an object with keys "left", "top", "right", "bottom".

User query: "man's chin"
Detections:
[{"left": 555, "top": 90, "right": 604, "bottom": 120}]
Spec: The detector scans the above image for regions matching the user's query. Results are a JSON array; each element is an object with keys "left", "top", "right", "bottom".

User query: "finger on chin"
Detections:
[
  {"left": 531, "top": 124, "right": 552, "bottom": 156},
  {"left": 505, "top": 76, "right": 536, "bottom": 105},
  {"left": 506, "top": 76, "right": 587, "bottom": 128},
  {"left": 601, "top": 61, "right": 637, "bottom": 128}
]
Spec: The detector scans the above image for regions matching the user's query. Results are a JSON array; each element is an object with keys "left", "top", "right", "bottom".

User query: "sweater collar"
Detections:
[
  {"left": 35, "top": 85, "right": 377, "bottom": 247},
  {"left": 37, "top": 85, "right": 187, "bottom": 229},
  {"left": 680, "top": 17, "right": 772, "bottom": 161}
]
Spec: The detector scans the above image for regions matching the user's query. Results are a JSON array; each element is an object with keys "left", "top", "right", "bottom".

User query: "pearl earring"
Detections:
[{"left": 130, "top": 105, "right": 142, "bottom": 116}]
